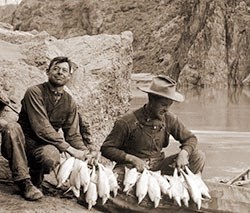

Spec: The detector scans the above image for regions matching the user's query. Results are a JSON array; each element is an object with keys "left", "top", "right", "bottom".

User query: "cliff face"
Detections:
[
  {"left": 6, "top": 0, "right": 250, "bottom": 87},
  {"left": 0, "top": 25, "right": 133, "bottom": 150}
]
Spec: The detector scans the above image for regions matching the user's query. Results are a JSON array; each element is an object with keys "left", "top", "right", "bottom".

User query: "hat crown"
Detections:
[
  {"left": 137, "top": 75, "right": 184, "bottom": 102},
  {"left": 150, "top": 75, "right": 177, "bottom": 94}
]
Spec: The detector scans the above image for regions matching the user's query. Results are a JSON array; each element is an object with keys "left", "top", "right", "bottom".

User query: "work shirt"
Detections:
[
  {"left": 18, "top": 82, "right": 86, "bottom": 152},
  {"left": 101, "top": 106, "right": 197, "bottom": 163}
]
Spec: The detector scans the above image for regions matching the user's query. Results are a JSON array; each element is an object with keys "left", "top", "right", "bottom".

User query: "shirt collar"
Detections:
[{"left": 47, "top": 82, "right": 64, "bottom": 96}]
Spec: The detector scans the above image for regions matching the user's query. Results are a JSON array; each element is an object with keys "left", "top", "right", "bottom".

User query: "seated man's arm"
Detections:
[
  {"left": 168, "top": 113, "right": 197, "bottom": 169},
  {"left": 62, "top": 102, "right": 87, "bottom": 151},
  {"left": 170, "top": 115, "right": 197, "bottom": 156},
  {"left": 101, "top": 119, "right": 130, "bottom": 163}
]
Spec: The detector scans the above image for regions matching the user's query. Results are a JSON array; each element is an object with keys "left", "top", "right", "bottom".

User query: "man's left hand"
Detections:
[{"left": 176, "top": 149, "right": 189, "bottom": 170}]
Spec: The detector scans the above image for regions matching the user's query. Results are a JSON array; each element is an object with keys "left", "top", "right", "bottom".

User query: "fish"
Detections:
[
  {"left": 179, "top": 173, "right": 190, "bottom": 207},
  {"left": 167, "top": 168, "right": 184, "bottom": 207},
  {"left": 194, "top": 172, "right": 211, "bottom": 199},
  {"left": 64, "top": 158, "right": 82, "bottom": 197},
  {"left": 180, "top": 168, "right": 202, "bottom": 210},
  {"left": 185, "top": 166, "right": 210, "bottom": 199},
  {"left": 78, "top": 160, "right": 91, "bottom": 193},
  {"left": 103, "top": 165, "right": 119, "bottom": 197},
  {"left": 163, "top": 175, "right": 173, "bottom": 199},
  {"left": 123, "top": 167, "right": 139, "bottom": 194},
  {"left": 148, "top": 173, "right": 161, "bottom": 208},
  {"left": 136, "top": 168, "right": 149, "bottom": 204},
  {"left": 150, "top": 170, "right": 171, "bottom": 195},
  {"left": 85, "top": 166, "right": 98, "bottom": 210},
  {"left": 56, "top": 156, "right": 75, "bottom": 188},
  {"left": 97, "top": 163, "right": 110, "bottom": 205}
]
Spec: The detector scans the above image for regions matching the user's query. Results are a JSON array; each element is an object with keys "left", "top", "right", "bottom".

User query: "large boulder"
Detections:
[{"left": 0, "top": 25, "right": 133, "bottom": 150}]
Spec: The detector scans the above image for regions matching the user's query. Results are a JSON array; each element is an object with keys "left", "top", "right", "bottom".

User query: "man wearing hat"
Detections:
[{"left": 101, "top": 75, "right": 205, "bottom": 175}]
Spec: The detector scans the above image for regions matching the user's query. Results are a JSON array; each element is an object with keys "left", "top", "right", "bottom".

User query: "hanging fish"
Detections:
[
  {"left": 136, "top": 168, "right": 149, "bottom": 204},
  {"left": 97, "top": 163, "right": 110, "bottom": 205},
  {"left": 179, "top": 172, "right": 190, "bottom": 207},
  {"left": 180, "top": 168, "right": 202, "bottom": 210},
  {"left": 194, "top": 172, "right": 211, "bottom": 199},
  {"left": 64, "top": 158, "right": 82, "bottom": 197},
  {"left": 166, "top": 168, "right": 184, "bottom": 207},
  {"left": 85, "top": 166, "right": 98, "bottom": 210},
  {"left": 56, "top": 156, "right": 75, "bottom": 188},
  {"left": 148, "top": 173, "right": 161, "bottom": 208},
  {"left": 78, "top": 160, "right": 91, "bottom": 193},
  {"left": 123, "top": 167, "right": 139, "bottom": 194},
  {"left": 103, "top": 165, "right": 119, "bottom": 197},
  {"left": 163, "top": 175, "right": 173, "bottom": 199},
  {"left": 150, "top": 170, "right": 171, "bottom": 195}
]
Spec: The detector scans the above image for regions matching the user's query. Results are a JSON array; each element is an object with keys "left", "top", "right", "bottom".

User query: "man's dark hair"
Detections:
[{"left": 48, "top": 56, "right": 73, "bottom": 73}]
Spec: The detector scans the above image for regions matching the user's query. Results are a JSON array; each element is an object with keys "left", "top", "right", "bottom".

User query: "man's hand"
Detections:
[
  {"left": 84, "top": 150, "right": 100, "bottom": 165},
  {"left": 125, "top": 154, "right": 149, "bottom": 172},
  {"left": 66, "top": 146, "right": 89, "bottom": 161},
  {"left": 176, "top": 149, "right": 189, "bottom": 170}
]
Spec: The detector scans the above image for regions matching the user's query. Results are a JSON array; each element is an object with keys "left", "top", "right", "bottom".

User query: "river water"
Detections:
[{"left": 130, "top": 86, "right": 250, "bottom": 132}]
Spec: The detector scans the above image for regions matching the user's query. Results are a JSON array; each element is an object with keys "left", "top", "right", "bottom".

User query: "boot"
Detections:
[
  {"left": 30, "top": 170, "right": 44, "bottom": 188},
  {"left": 16, "top": 179, "right": 44, "bottom": 201}
]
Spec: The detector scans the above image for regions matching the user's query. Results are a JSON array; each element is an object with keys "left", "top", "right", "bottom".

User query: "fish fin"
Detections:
[{"left": 64, "top": 186, "right": 72, "bottom": 195}]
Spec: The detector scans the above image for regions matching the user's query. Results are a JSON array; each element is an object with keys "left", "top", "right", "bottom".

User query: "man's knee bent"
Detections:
[
  {"left": 35, "top": 145, "right": 60, "bottom": 173},
  {"left": 1, "top": 122, "right": 26, "bottom": 159},
  {"left": 193, "top": 149, "right": 205, "bottom": 162},
  {"left": 189, "top": 149, "right": 206, "bottom": 173}
]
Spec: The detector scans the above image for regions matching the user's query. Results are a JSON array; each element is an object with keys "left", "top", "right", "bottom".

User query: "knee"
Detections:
[
  {"left": 189, "top": 149, "right": 206, "bottom": 173},
  {"left": 195, "top": 149, "right": 206, "bottom": 164},
  {"left": 37, "top": 145, "right": 60, "bottom": 173}
]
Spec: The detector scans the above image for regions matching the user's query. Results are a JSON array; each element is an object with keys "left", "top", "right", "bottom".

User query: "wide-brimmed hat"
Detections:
[{"left": 138, "top": 75, "right": 184, "bottom": 102}]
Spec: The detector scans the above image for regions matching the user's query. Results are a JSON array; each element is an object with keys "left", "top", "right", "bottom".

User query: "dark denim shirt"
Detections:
[
  {"left": 18, "top": 82, "right": 86, "bottom": 152},
  {"left": 101, "top": 106, "right": 197, "bottom": 163}
]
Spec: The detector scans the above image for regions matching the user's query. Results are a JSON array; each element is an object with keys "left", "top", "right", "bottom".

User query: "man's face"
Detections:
[
  {"left": 46, "top": 62, "right": 71, "bottom": 87},
  {"left": 150, "top": 97, "right": 173, "bottom": 120}
]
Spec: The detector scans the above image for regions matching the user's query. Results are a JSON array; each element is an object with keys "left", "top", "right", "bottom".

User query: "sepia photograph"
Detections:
[{"left": 0, "top": 0, "right": 249, "bottom": 212}]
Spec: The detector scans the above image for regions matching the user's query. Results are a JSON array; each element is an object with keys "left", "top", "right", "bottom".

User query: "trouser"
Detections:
[
  {"left": 1, "top": 122, "right": 60, "bottom": 182},
  {"left": 148, "top": 148, "right": 206, "bottom": 175},
  {"left": 115, "top": 148, "right": 206, "bottom": 179}
]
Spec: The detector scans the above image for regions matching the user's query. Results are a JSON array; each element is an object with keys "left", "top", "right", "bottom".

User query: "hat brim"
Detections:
[{"left": 138, "top": 86, "right": 184, "bottom": 102}]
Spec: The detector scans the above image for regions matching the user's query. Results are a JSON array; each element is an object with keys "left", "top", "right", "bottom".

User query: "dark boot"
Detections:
[
  {"left": 16, "top": 179, "right": 44, "bottom": 201},
  {"left": 30, "top": 170, "right": 44, "bottom": 188}
]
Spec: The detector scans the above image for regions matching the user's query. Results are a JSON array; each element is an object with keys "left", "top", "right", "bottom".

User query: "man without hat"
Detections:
[
  {"left": 101, "top": 75, "right": 205, "bottom": 175},
  {"left": 0, "top": 56, "right": 94, "bottom": 201}
]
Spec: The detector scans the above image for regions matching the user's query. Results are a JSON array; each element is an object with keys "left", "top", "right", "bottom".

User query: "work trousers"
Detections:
[
  {"left": 1, "top": 122, "right": 60, "bottom": 182},
  {"left": 115, "top": 148, "right": 206, "bottom": 177}
]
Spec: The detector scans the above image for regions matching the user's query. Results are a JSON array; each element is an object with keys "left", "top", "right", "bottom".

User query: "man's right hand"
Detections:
[
  {"left": 125, "top": 154, "right": 149, "bottom": 172},
  {"left": 66, "top": 146, "right": 89, "bottom": 161}
]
